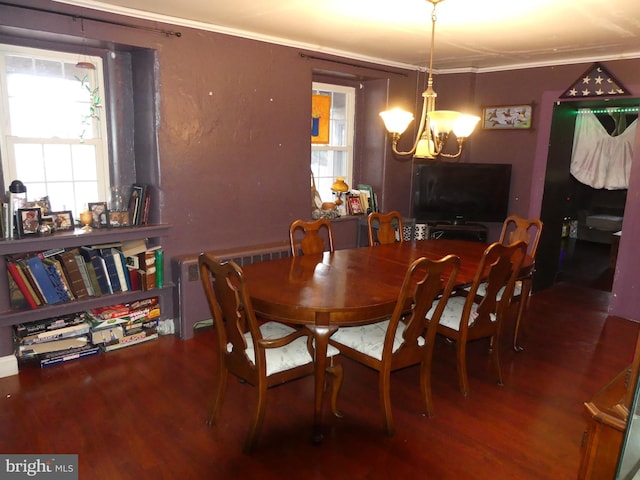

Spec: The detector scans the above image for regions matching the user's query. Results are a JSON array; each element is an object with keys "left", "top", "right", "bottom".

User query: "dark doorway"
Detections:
[{"left": 535, "top": 99, "right": 637, "bottom": 293}]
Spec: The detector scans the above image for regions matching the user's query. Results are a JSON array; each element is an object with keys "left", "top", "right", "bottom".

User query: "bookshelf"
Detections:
[{"left": 0, "top": 224, "right": 171, "bottom": 356}]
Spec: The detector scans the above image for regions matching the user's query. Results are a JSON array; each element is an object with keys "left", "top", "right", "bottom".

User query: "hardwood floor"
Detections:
[{"left": 1, "top": 282, "right": 637, "bottom": 479}]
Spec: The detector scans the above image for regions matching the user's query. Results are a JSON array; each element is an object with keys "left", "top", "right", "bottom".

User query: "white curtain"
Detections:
[{"left": 570, "top": 109, "right": 636, "bottom": 189}]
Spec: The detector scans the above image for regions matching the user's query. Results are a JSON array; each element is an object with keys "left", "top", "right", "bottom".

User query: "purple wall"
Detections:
[{"left": 1, "top": 1, "right": 639, "bottom": 323}]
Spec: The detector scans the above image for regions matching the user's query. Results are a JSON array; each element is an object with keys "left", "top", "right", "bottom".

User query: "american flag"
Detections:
[{"left": 560, "top": 62, "right": 630, "bottom": 99}]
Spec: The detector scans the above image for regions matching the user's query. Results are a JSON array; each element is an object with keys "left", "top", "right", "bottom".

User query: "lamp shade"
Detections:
[
  {"left": 427, "top": 110, "right": 461, "bottom": 137},
  {"left": 380, "top": 108, "right": 414, "bottom": 135},
  {"left": 331, "top": 177, "right": 349, "bottom": 193},
  {"left": 452, "top": 114, "right": 481, "bottom": 138}
]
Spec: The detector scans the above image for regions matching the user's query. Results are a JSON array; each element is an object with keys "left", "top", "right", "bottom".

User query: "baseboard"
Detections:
[{"left": 0, "top": 354, "right": 18, "bottom": 378}]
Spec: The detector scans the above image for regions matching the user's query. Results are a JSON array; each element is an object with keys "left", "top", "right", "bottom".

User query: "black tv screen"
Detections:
[{"left": 413, "top": 162, "right": 512, "bottom": 224}]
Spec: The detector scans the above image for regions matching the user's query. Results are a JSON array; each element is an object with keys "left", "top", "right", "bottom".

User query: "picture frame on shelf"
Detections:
[
  {"left": 49, "top": 211, "right": 74, "bottom": 231},
  {"left": 109, "top": 210, "right": 130, "bottom": 227},
  {"left": 481, "top": 104, "right": 533, "bottom": 130},
  {"left": 25, "top": 196, "right": 51, "bottom": 216},
  {"left": 347, "top": 194, "right": 365, "bottom": 215},
  {"left": 16, "top": 208, "right": 41, "bottom": 237},
  {"left": 88, "top": 202, "right": 109, "bottom": 228}
]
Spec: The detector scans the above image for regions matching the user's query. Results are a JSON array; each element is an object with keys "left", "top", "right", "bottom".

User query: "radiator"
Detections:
[{"left": 173, "top": 242, "right": 291, "bottom": 339}]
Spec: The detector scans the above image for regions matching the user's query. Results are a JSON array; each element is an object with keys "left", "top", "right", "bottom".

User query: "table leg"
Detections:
[{"left": 307, "top": 318, "right": 335, "bottom": 444}]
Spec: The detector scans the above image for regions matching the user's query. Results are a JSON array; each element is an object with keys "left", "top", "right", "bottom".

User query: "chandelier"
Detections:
[{"left": 380, "top": 0, "right": 480, "bottom": 160}]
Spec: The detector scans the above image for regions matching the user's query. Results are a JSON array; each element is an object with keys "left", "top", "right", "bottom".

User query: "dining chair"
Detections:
[
  {"left": 198, "top": 252, "right": 342, "bottom": 453},
  {"left": 329, "top": 254, "right": 461, "bottom": 436},
  {"left": 469, "top": 215, "right": 543, "bottom": 351},
  {"left": 367, "top": 211, "right": 404, "bottom": 246},
  {"left": 435, "top": 241, "right": 527, "bottom": 397},
  {"left": 499, "top": 215, "right": 543, "bottom": 350},
  {"left": 289, "top": 218, "right": 335, "bottom": 257}
]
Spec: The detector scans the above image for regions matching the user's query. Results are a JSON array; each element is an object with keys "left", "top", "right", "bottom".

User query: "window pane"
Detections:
[
  {"left": 74, "top": 181, "right": 98, "bottom": 213},
  {"left": 14, "top": 144, "right": 45, "bottom": 181},
  {"left": 47, "top": 181, "right": 77, "bottom": 212},
  {"left": 43, "top": 144, "right": 73, "bottom": 181},
  {"left": 71, "top": 144, "right": 98, "bottom": 180}
]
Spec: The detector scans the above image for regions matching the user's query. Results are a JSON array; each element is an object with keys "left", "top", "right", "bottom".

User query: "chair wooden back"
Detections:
[
  {"left": 499, "top": 215, "right": 543, "bottom": 259},
  {"left": 367, "top": 211, "right": 404, "bottom": 246},
  {"left": 462, "top": 241, "right": 528, "bottom": 340},
  {"left": 289, "top": 218, "right": 335, "bottom": 256},
  {"left": 198, "top": 253, "right": 264, "bottom": 382},
  {"left": 388, "top": 254, "right": 461, "bottom": 362}
]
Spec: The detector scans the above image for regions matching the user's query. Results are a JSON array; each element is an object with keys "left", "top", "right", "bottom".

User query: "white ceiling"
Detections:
[{"left": 55, "top": 0, "right": 640, "bottom": 73}]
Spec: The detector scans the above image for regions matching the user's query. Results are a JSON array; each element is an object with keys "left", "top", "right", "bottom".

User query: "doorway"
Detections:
[{"left": 535, "top": 99, "right": 637, "bottom": 293}]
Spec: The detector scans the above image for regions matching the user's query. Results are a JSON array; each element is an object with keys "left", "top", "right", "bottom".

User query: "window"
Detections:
[
  {"left": 311, "top": 82, "right": 355, "bottom": 204},
  {"left": 0, "top": 44, "right": 110, "bottom": 218}
]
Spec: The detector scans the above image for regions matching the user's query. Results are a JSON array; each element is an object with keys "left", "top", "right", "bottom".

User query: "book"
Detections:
[
  {"left": 357, "top": 184, "right": 376, "bottom": 213},
  {"left": 73, "top": 252, "right": 95, "bottom": 296},
  {"left": 24, "top": 254, "right": 62, "bottom": 305},
  {"left": 100, "top": 249, "right": 122, "bottom": 293},
  {"left": 111, "top": 248, "right": 131, "bottom": 292},
  {"left": 138, "top": 250, "right": 156, "bottom": 291},
  {"left": 154, "top": 248, "right": 163, "bottom": 288},
  {"left": 6, "top": 261, "right": 38, "bottom": 309},
  {"left": 79, "top": 246, "right": 112, "bottom": 295},
  {"left": 121, "top": 239, "right": 148, "bottom": 258},
  {"left": 128, "top": 184, "right": 147, "bottom": 226},
  {"left": 57, "top": 250, "right": 90, "bottom": 299},
  {"left": 15, "top": 257, "right": 45, "bottom": 305},
  {"left": 6, "top": 270, "right": 28, "bottom": 310},
  {"left": 42, "top": 257, "right": 74, "bottom": 302}
]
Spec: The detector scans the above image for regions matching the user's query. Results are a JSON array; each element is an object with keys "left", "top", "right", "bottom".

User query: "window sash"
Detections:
[
  {"left": 0, "top": 44, "right": 110, "bottom": 218},
  {"left": 311, "top": 82, "right": 355, "bottom": 205}
]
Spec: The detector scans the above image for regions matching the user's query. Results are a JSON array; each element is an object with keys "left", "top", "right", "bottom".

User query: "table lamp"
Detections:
[{"left": 331, "top": 177, "right": 349, "bottom": 211}]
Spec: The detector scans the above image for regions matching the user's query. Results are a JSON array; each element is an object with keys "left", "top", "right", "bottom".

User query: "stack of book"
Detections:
[
  {"left": 5, "top": 241, "right": 164, "bottom": 310},
  {"left": 14, "top": 312, "right": 99, "bottom": 367},
  {"left": 126, "top": 183, "right": 151, "bottom": 226},
  {"left": 87, "top": 297, "right": 160, "bottom": 352}
]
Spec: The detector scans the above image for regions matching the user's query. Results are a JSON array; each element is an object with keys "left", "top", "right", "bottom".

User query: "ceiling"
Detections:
[{"left": 55, "top": 0, "right": 640, "bottom": 73}]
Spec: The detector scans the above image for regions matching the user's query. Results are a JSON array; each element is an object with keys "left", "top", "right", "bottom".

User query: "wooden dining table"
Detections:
[{"left": 242, "top": 239, "right": 531, "bottom": 442}]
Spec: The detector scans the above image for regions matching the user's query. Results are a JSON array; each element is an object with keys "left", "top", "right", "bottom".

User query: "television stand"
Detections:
[{"left": 429, "top": 223, "right": 487, "bottom": 242}]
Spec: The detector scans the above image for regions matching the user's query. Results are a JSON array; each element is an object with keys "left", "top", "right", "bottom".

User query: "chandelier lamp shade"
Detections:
[{"left": 379, "top": 0, "right": 480, "bottom": 160}]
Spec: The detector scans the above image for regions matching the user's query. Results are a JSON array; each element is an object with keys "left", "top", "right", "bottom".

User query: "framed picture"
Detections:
[
  {"left": 16, "top": 208, "right": 42, "bottom": 237},
  {"left": 482, "top": 104, "right": 533, "bottom": 130},
  {"left": 88, "top": 202, "right": 109, "bottom": 228},
  {"left": 109, "top": 210, "right": 130, "bottom": 227},
  {"left": 311, "top": 94, "right": 331, "bottom": 144},
  {"left": 347, "top": 194, "right": 364, "bottom": 215},
  {"left": 25, "top": 196, "right": 51, "bottom": 216},
  {"left": 50, "top": 211, "right": 75, "bottom": 231}
]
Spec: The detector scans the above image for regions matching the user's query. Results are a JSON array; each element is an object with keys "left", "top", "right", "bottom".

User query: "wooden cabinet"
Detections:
[
  {"left": 0, "top": 224, "right": 171, "bottom": 356},
  {"left": 578, "top": 333, "right": 640, "bottom": 479}
]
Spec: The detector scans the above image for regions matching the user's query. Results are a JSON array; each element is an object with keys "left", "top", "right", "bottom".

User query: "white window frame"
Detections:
[
  {"left": 311, "top": 82, "right": 355, "bottom": 205},
  {"left": 0, "top": 44, "right": 111, "bottom": 216}
]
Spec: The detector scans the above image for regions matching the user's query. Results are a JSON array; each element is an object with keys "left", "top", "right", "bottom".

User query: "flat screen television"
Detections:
[{"left": 413, "top": 162, "right": 512, "bottom": 224}]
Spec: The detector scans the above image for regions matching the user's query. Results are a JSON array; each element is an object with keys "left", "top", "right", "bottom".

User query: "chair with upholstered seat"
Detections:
[
  {"left": 498, "top": 215, "right": 543, "bottom": 351},
  {"left": 198, "top": 252, "right": 342, "bottom": 453},
  {"left": 367, "top": 211, "right": 405, "bottom": 246},
  {"left": 436, "top": 241, "right": 527, "bottom": 397},
  {"left": 289, "top": 218, "right": 335, "bottom": 256},
  {"left": 470, "top": 215, "right": 543, "bottom": 351},
  {"left": 329, "top": 254, "right": 460, "bottom": 435}
]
